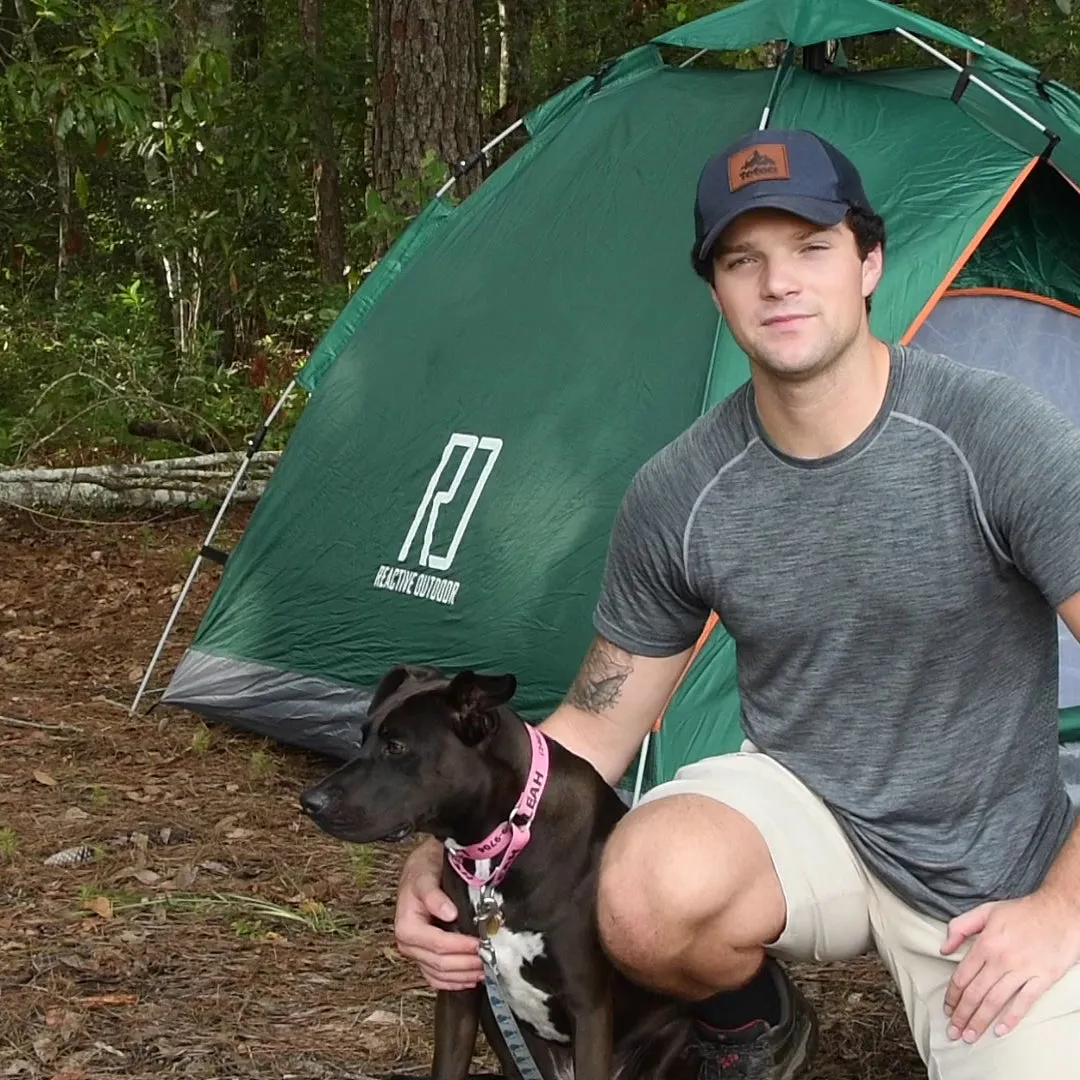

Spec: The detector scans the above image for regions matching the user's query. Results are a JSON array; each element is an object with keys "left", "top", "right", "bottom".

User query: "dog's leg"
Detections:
[
  {"left": 570, "top": 992, "right": 615, "bottom": 1080},
  {"left": 432, "top": 986, "right": 482, "bottom": 1080}
]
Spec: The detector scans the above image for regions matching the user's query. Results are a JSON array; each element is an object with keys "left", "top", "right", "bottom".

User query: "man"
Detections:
[{"left": 394, "top": 128, "right": 1080, "bottom": 1079}]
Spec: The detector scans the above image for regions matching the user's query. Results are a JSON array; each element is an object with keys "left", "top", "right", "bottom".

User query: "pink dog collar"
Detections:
[{"left": 445, "top": 723, "right": 550, "bottom": 891}]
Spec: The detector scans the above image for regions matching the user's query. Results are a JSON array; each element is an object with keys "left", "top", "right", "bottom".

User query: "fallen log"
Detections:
[{"left": 0, "top": 451, "right": 280, "bottom": 511}]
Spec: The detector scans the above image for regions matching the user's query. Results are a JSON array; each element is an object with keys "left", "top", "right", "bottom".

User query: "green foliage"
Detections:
[{"left": 2, "top": 0, "right": 1078, "bottom": 467}]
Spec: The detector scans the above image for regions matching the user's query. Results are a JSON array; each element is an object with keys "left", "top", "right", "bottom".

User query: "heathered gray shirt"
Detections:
[{"left": 593, "top": 344, "right": 1080, "bottom": 921}]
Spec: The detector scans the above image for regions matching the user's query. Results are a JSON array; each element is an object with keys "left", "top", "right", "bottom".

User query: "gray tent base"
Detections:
[{"left": 164, "top": 649, "right": 371, "bottom": 761}]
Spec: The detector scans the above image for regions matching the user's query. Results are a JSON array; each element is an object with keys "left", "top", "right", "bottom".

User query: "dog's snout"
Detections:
[{"left": 300, "top": 785, "right": 331, "bottom": 817}]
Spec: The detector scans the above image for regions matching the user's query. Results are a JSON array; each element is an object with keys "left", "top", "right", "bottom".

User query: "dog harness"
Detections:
[{"left": 444, "top": 723, "right": 551, "bottom": 1080}]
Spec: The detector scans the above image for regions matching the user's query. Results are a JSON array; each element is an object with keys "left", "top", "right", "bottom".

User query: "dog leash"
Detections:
[{"left": 444, "top": 723, "right": 551, "bottom": 1080}]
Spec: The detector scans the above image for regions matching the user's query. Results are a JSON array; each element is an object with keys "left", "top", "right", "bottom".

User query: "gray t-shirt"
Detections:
[{"left": 593, "top": 344, "right": 1080, "bottom": 921}]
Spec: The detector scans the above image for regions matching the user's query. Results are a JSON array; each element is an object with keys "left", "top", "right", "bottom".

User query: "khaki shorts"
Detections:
[{"left": 638, "top": 742, "right": 1080, "bottom": 1080}]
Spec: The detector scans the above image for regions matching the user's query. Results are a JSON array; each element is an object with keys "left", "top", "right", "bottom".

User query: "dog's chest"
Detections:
[{"left": 468, "top": 883, "right": 570, "bottom": 1045}]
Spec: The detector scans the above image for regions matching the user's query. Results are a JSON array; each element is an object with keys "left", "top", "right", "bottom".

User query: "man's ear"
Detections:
[{"left": 446, "top": 671, "right": 517, "bottom": 746}]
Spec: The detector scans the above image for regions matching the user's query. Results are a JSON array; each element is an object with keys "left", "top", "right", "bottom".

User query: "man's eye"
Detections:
[{"left": 384, "top": 740, "right": 407, "bottom": 757}]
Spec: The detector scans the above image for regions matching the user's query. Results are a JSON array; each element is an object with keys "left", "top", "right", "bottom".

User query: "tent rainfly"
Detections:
[{"left": 138, "top": 0, "right": 1080, "bottom": 799}]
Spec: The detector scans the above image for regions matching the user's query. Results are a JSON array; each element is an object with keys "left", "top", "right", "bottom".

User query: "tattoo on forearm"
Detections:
[{"left": 564, "top": 638, "right": 633, "bottom": 714}]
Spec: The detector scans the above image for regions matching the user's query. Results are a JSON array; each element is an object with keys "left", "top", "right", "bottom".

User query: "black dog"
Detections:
[{"left": 299, "top": 665, "right": 697, "bottom": 1080}]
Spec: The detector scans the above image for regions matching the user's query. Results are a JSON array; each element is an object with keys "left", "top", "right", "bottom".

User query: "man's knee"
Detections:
[{"left": 596, "top": 793, "right": 786, "bottom": 971}]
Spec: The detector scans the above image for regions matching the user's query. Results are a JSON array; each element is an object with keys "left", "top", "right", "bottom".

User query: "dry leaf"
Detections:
[
  {"left": 32, "top": 1033, "right": 57, "bottom": 1064},
  {"left": 33, "top": 770, "right": 57, "bottom": 787},
  {"left": 365, "top": 1009, "right": 398, "bottom": 1025},
  {"left": 132, "top": 869, "right": 160, "bottom": 886},
  {"left": 75, "top": 993, "right": 137, "bottom": 1007},
  {"left": 50, "top": 1067, "right": 88, "bottom": 1080},
  {"left": 61, "top": 807, "right": 89, "bottom": 822},
  {"left": 224, "top": 827, "right": 254, "bottom": 841},
  {"left": 85, "top": 896, "right": 112, "bottom": 920},
  {"left": 174, "top": 864, "right": 198, "bottom": 889},
  {"left": 44, "top": 1009, "right": 82, "bottom": 1042},
  {"left": 126, "top": 666, "right": 143, "bottom": 683}
]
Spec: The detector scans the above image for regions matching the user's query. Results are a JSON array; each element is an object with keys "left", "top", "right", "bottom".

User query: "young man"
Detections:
[{"left": 394, "top": 129, "right": 1080, "bottom": 1079}]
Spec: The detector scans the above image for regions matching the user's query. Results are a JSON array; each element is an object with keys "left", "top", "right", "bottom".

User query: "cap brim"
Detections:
[{"left": 695, "top": 194, "right": 850, "bottom": 264}]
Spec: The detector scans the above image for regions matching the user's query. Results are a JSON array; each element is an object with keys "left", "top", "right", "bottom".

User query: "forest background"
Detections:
[{"left": 2, "top": 0, "right": 1077, "bottom": 471}]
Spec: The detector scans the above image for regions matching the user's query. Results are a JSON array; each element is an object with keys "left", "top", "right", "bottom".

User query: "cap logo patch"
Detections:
[{"left": 728, "top": 144, "right": 790, "bottom": 191}]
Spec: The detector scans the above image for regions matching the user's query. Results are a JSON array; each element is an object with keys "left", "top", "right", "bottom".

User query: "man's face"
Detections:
[{"left": 708, "top": 207, "right": 883, "bottom": 382}]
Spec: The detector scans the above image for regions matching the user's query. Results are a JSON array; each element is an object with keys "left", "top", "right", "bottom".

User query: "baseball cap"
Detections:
[{"left": 693, "top": 129, "right": 875, "bottom": 270}]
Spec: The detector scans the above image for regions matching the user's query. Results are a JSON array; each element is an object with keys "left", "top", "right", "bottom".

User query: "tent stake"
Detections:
[
  {"left": 895, "top": 27, "right": 1053, "bottom": 138},
  {"left": 130, "top": 379, "right": 299, "bottom": 715}
]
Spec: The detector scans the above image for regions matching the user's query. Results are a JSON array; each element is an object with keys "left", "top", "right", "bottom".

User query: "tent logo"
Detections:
[
  {"left": 728, "top": 144, "right": 790, "bottom": 191},
  {"left": 372, "top": 433, "right": 503, "bottom": 606}
]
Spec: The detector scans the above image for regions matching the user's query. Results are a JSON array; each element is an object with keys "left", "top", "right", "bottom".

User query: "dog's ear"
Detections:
[
  {"left": 367, "top": 663, "right": 445, "bottom": 717},
  {"left": 446, "top": 671, "right": 517, "bottom": 746}
]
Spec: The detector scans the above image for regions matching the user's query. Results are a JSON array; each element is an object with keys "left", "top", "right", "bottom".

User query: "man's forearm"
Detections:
[
  {"left": 540, "top": 635, "right": 689, "bottom": 785},
  {"left": 1038, "top": 810, "right": 1080, "bottom": 913},
  {"left": 540, "top": 703, "right": 648, "bottom": 786}
]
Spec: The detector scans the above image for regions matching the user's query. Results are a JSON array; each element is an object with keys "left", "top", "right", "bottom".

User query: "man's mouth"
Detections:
[{"left": 762, "top": 313, "right": 813, "bottom": 327}]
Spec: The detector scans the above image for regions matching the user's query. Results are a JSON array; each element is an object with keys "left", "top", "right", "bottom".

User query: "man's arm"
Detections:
[
  {"left": 541, "top": 634, "right": 695, "bottom": 786},
  {"left": 1034, "top": 589, "right": 1080, "bottom": 910},
  {"left": 941, "top": 588, "right": 1080, "bottom": 1042}
]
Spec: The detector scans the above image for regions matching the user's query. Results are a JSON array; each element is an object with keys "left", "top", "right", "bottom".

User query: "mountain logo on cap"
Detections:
[{"left": 728, "top": 144, "right": 791, "bottom": 191}]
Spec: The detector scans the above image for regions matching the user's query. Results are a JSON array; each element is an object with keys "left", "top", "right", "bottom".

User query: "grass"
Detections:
[
  {"left": 249, "top": 747, "right": 278, "bottom": 779},
  {"left": 104, "top": 891, "right": 364, "bottom": 937},
  {"left": 0, "top": 827, "right": 18, "bottom": 858},
  {"left": 191, "top": 723, "right": 212, "bottom": 753},
  {"left": 347, "top": 843, "right": 375, "bottom": 889}
]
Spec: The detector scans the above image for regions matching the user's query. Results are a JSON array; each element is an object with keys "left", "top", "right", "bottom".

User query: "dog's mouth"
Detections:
[{"left": 379, "top": 823, "right": 414, "bottom": 843}]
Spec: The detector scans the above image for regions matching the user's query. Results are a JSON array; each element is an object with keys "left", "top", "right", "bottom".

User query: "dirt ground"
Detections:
[{"left": 0, "top": 504, "right": 927, "bottom": 1080}]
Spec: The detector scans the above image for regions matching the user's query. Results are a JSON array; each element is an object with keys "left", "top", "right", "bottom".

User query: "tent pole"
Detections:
[
  {"left": 129, "top": 379, "right": 299, "bottom": 716},
  {"left": 678, "top": 48, "right": 709, "bottom": 69},
  {"left": 631, "top": 731, "right": 652, "bottom": 808},
  {"left": 436, "top": 119, "right": 527, "bottom": 200},
  {"left": 758, "top": 42, "right": 795, "bottom": 130},
  {"left": 895, "top": 27, "right": 1054, "bottom": 137}
]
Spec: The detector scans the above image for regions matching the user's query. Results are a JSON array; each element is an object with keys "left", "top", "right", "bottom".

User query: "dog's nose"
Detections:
[{"left": 300, "top": 786, "right": 330, "bottom": 817}]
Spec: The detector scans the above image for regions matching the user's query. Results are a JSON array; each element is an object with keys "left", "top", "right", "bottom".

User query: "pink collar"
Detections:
[{"left": 445, "top": 723, "right": 550, "bottom": 891}]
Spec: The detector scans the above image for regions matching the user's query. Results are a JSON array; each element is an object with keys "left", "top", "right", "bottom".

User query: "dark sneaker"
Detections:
[{"left": 689, "top": 959, "right": 818, "bottom": 1079}]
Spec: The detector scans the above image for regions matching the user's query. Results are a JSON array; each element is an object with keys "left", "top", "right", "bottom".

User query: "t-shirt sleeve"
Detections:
[
  {"left": 592, "top": 455, "right": 711, "bottom": 657},
  {"left": 977, "top": 375, "right": 1080, "bottom": 608}
]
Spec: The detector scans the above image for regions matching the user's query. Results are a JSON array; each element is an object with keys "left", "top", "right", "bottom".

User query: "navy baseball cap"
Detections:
[{"left": 693, "top": 129, "right": 875, "bottom": 270}]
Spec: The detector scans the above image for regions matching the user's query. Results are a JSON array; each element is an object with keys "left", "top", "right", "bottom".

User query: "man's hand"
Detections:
[
  {"left": 394, "top": 837, "right": 483, "bottom": 991},
  {"left": 940, "top": 890, "right": 1080, "bottom": 1043}
]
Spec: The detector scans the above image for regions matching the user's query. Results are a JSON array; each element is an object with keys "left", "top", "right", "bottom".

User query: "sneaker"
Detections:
[{"left": 689, "top": 958, "right": 818, "bottom": 1079}]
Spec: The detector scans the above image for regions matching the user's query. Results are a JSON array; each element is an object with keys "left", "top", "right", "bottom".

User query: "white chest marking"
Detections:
[{"left": 468, "top": 880, "right": 569, "bottom": 1044}]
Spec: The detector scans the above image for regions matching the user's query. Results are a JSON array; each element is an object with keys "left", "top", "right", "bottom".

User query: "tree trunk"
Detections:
[
  {"left": 298, "top": 0, "right": 346, "bottom": 282},
  {"left": 499, "top": 0, "right": 538, "bottom": 118},
  {"left": 0, "top": 452, "right": 280, "bottom": 511},
  {"left": 12, "top": 0, "right": 71, "bottom": 301},
  {"left": 370, "top": 0, "right": 483, "bottom": 206}
]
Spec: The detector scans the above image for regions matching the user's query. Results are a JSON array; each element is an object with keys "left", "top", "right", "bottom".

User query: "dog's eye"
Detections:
[{"left": 384, "top": 739, "right": 407, "bottom": 757}]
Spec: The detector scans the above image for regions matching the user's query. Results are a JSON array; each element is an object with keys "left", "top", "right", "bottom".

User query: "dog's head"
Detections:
[{"left": 299, "top": 664, "right": 517, "bottom": 844}]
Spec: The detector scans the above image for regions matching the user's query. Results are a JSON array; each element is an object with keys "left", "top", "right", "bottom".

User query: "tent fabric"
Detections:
[
  {"left": 652, "top": 0, "right": 1031, "bottom": 75},
  {"left": 161, "top": 0, "right": 1080, "bottom": 792}
]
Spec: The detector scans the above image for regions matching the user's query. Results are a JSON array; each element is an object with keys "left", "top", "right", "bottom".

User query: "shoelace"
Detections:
[{"left": 692, "top": 1033, "right": 771, "bottom": 1079}]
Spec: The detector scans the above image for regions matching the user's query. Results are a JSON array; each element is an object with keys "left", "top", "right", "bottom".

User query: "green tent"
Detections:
[{"left": 153, "top": 0, "right": 1080, "bottom": 795}]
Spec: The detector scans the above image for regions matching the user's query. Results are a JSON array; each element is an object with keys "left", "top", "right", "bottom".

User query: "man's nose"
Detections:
[{"left": 760, "top": 257, "right": 801, "bottom": 298}]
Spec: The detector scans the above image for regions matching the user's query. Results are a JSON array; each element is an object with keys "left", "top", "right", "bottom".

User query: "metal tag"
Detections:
[{"left": 474, "top": 896, "right": 503, "bottom": 940}]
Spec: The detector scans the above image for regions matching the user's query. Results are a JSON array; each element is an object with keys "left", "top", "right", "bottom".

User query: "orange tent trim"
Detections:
[
  {"left": 945, "top": 286, "right": 1080, "bottom": 321},
  {"left": 901, "top": 156, "right": 1040, "bottom": 345}
]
